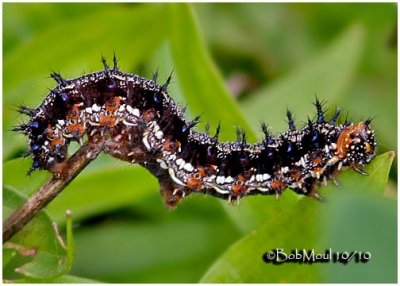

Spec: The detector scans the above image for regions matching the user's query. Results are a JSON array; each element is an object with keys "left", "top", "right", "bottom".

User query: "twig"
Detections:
[{"left": 3, "top": 138, "right": 104, "bottom": 242}]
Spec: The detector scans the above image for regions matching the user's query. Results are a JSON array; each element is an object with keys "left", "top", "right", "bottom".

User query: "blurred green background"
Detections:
[{"left": 3, "top": 3, "right": 397, "bottom": 283}]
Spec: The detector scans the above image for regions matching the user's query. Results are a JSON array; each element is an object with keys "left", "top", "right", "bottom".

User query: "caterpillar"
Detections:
[{"left": 14, "top": 56, "right": 377, "bottom": 207}]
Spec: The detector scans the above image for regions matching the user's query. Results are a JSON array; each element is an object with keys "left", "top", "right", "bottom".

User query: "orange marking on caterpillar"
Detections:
[
  {"left": 312, "top": 156, "right": 323, "bottom": 167},
  {"left": 105, "top": 96, "right": 121, "bottom": 112},
  {"left": 336, "top": 122, "right": 369, "bottom": 158},
  {"left": 99, "top": 115, "right": 117, "bottom": 127},
  {"left": 231, "top": 174, "right": 249, "bottom": 195},
  {"left": 50, "top": 137, "right": 65, "bottom": 149},
  {"left": 67, "top": 104, "right": 81, "bottom": 120},
  {"left": 187, "top": 173, "right": 203, "bottom": 190},
  {"left": 163, "top": 138, "right": 181, "bottom": 152},
  {"left": 271, "top": 179, "right": 285, "bottom": 191},
  {"left": 197, "top": 167, "right": 207, "bottom": 177},
  {"left": 197, "top": 165, "right": 217, "bottom": 177},
  {"left": 291, "top": 171, "right": 302, "bottom": 181},
  {"left": 67, "top": 123, "right": 85, "bottom": 136},
  {"left": 365, "top": 142, "right": 372, "bottom": 153},
  {"left": 231, "top": 180, "right": 248, "bottom": 196}
]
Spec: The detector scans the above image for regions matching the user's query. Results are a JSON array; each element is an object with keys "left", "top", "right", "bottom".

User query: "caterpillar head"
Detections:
[{"left": 337, "top": 121, "right": 377, "bottom": 166}]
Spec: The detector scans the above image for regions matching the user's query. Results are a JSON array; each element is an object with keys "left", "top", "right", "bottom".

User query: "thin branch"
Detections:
[{"left": 3, "top": 138, "right": 104, "bottom": 242}]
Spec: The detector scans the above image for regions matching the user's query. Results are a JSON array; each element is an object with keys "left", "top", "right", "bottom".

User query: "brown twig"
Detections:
[{"left": 3, "top": 138, "right": 104, "bottom": 243}]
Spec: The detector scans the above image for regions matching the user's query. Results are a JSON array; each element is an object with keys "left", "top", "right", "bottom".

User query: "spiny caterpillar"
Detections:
[{"left": 15, "top": 56, "right": 377, "bottom": 207}]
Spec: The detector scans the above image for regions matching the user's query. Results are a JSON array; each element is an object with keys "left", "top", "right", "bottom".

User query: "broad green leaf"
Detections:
[
  {"left": 3, "top": 186, "right": 73, "bottom": 279},
  {"left": 3, "top": 248, "right": 18, "bottom": 270},
  {"left": 318, "top": 189, "right": 396, "bottom": 282},
  {"left": 11, "top": 211, "right": 75, "bottom": 283},
  {"left": 240, "top": 23, "right": 365, "bottom": 134},
  {"left": 316, "top": 151, "right": 396, "bottom": 282},
  {"left": 201, "top": 198, "right": 322, "bottom": 283},
  {"left": 200, "top": 152, "right": 394, "bottom": 282}
]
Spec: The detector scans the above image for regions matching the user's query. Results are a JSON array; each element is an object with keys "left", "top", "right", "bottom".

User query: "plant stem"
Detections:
[{"left": 3, "top": 139, "right": 103, "bottom": 242}]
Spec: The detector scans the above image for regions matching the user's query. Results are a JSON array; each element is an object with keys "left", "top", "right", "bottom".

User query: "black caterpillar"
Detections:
[{"left": 15, "top": 56, "right": 377, "bottom": 207}]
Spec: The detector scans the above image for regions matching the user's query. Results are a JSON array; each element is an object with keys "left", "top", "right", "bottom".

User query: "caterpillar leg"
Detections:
[
  {"left": 292, "top": 179, "right": 325, "bottom": 202},
  {"left": 159, "top": 181, "right": 189, "bottom": 208}
]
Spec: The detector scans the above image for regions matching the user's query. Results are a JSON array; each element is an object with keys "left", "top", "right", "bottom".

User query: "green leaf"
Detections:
[
  {"left": 3, "top": 248, "right": 18, "bottom": 269},
  {"left": 15, "top": 274, "right": 100, "bottom": 283},
  {"left": 3, "top": 186, "right": 72, "bottom": 279},
  {"left": 318, "top": 190, "right": 396, "bottom": 283},
  {"left": 201, "top": 198, "right": 322, "bottom": 283},
  {"left": 200, "top": 152, "right": 394, "bottom": 282},
  {"left": 317, "top": 151, "right": 396, "bottom": 282},
  {"left": 19, "top": 210, "right": 76, "bottom": 279},
  {"left": 240, "top": 23, "right": 365, "bottom": 134},
  {"left": 327, "top": 150, "right": 395, "bottom": 195}
]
